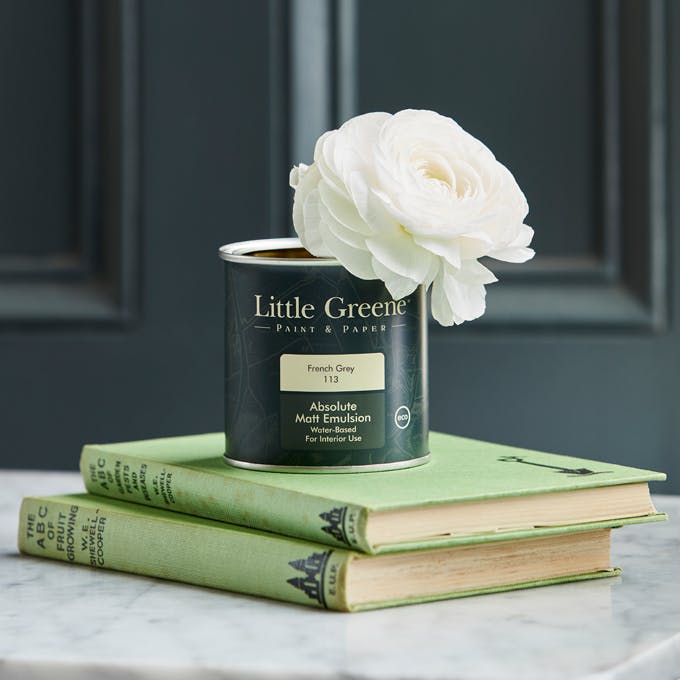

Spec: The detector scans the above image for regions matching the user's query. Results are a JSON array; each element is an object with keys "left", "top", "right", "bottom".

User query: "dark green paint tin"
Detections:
[{"left": 219, "top": 238, "right": 430, "bottom": 472}]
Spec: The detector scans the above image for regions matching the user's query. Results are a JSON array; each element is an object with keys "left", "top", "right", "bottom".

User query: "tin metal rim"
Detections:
[
  {"left": 223, "top": 453, "right": 431, "bottom": 474},
  {"left": 218, "top": 237, "right": 342, "bottom": 266}
]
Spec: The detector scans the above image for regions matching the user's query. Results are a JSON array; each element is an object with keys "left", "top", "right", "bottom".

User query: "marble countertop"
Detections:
[{"left": 1, "top": 471, "right": 678, "bottom": 680}]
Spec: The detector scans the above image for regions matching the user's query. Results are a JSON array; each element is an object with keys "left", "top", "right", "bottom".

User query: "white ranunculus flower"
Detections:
[{"left": 289, "top": 109, "right": 534, "bottom": 325}]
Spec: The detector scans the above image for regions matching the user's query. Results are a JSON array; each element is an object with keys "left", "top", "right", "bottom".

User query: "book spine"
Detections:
[
  {"left": 18, "top": 496, "right": 352, "bottom": 611},
  {"left": 80, "top": 447, "right": 372, "bottom": 553}
]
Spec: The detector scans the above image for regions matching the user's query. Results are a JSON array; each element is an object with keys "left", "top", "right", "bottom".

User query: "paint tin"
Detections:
[{"left": 219, "top": 238, "right": 429, "bottom": 472}]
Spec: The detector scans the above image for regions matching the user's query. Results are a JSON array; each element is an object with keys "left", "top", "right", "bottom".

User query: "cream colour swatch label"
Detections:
[{"left": 280, "top": 353, "right": 385, "bottom": 393}]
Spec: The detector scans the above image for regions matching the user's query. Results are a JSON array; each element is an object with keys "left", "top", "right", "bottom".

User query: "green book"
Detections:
[
  {"left": 80, "top": 431, "right": 666, "bottom": 554},
  {"left": 18, "top": 494, "right": 623, "bottom": 612}
]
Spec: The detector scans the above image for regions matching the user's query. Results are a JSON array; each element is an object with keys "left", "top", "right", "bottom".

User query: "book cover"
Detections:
[
  {"left": 80, "top": 431, "right": 666, "bottom": 554},
  {"left": 18, "top": 494, "right": 621, "bottom": 613}
]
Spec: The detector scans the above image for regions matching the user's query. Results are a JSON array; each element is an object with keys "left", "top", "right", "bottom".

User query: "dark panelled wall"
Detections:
[
  {"left": 0, "top": 0, "right": 678, "bottom": 493},
  {"left": 0, "top": 1, "right": 270, "bottom": 459}
]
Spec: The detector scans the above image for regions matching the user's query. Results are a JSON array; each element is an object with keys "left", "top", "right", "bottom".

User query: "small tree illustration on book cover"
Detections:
[
  {"left": 290, "top": 109, "right": 535, "bottom": 326},
  {"left": 287, "top": 551, "right": 332, "bottom": 606}
]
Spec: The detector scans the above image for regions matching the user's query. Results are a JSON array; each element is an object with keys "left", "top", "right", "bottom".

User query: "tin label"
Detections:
[
  {"left": 280, "top": 393, "right": 385, "bottom": 450},
  {"left": 279, "top": 353, "right": 385, "bottom": 392},
  {"left": 280, "top": 353, "right": 386, "bottom": 450}
]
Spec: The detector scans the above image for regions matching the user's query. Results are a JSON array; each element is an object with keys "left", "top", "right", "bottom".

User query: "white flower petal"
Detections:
[
  {"left": 431, "top": 265, "right": 487, "bottom": 326},
  {"left": 489, "top": 224, "right": 535, "bottom": 262},
  {"left": 348, "top": 174, "right": 400, "bottom": 235},
  {"left": 337, "top": 113, "right": 388, "bottom": 183},
  {"left": 289, "top": 163, "right": 309, "bottom": 189},
  {"left": 430, "top": 270, "right": 456, "bottom": 326},
  {"left": 292, "top": 164, "right": 319, "bottom": 236},
  {"left": 300, "top": 188, "right": 330, "bottom": 256},
  {"left": 318, "top": 180, "right": 372, "bottom": 236},
  {"left": 422, "top": 255, "right": 441, "bottom": 288},
  {"left": 442, "top": 266, "right": 487, "bottom": 322},
  {"left": 489, "top": 248, "right": 536, "bottom": 264},
  {"left": 341, "top": 112, "right": 390, "bottom": 150},
  {"left": 412, "top": 235, "right": 462, "bottom": 268},
  {"left": 315, "top": 132, "right": 347, "bottom": 196},
  {"left": 457, "top": 233, "right": 494, "bottom": 259},
  {"left": 365, "top": 231, "right": 435, "bottom": 284},
  {"left": 318, "top": 201, "right": 367, "bottom": 250},
  {"left": 490, "top": 246, "right": 535, "bottom": 263},
  {"left": 457, "top": 260, "right": 498, "bottom": 285},
  {"left": 316, "top": 215, "right": 376, "bottom": 280},
  {"left": 371, "top": 257, "right": 419, "bottom": 300}
]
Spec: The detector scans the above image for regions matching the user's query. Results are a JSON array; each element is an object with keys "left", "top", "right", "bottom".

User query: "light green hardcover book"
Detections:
[
  {"left": 19, "top": 494, "right": 623, "bottom": 612},
  {"left": 79, "top": 431, "right": 667, "bottom": 554}
]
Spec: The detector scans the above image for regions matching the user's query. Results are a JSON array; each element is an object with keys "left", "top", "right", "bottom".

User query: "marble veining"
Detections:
[{"left": 1, "top": 471, "right": 678, "bottom": 680}]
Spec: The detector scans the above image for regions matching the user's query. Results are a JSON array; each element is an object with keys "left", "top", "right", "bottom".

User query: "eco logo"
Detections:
[
  {"left": 287, "top": 550, "right": 332, "bottom": 607},
  {"left": 498, "top": 455, "right": 611, "bottom": 477},
  {"left": 394, "top": 405, "right": 411, "bottom": 429},
  {"left": 319, "top": 506, "right": 350, "bottom": 546}
]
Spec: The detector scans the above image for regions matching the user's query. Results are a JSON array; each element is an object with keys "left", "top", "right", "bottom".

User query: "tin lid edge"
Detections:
[{"left": 218, "top": 238, "right": 341, "bottom": 266}]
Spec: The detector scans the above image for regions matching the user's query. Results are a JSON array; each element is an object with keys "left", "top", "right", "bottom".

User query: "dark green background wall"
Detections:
[{"left": 0, "top": 0, "right": 677, "bottom": 493}]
